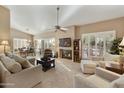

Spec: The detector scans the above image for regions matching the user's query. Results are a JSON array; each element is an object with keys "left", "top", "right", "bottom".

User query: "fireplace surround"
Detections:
[{"left": 60, "top": 49, "right": 72, "bottom": 59}]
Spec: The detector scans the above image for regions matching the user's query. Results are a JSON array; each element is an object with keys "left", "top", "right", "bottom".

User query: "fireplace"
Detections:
[{"left": 60, "top": 49, "right": 72, "bottom": 59}]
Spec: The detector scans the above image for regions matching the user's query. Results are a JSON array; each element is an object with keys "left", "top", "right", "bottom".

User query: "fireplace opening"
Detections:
[{"left": 60, "top": 49, "right": 72, "bottom": 59}]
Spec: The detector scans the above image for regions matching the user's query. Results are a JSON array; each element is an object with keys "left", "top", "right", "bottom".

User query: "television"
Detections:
[{"left": 59, "top": 38, "right": 71, "bottom": 47}]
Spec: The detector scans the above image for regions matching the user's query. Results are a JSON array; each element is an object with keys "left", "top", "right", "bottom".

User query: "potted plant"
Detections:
[{"left": 110, "top": 38, "right": 122, "bottom": 55}]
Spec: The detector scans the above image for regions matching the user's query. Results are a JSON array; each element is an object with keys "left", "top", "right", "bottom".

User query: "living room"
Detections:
[{"left": 1, "top": 1, "right": 124, "bottom": 90}]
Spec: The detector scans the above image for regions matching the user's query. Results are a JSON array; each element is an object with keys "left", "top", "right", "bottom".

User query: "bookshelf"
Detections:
[{"left": 73, "top": 39, "right": 81, "bottom": 62}]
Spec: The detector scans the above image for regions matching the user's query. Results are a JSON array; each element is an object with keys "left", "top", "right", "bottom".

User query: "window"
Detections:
[
  {"left": 34, "top": 38, "right": 55, "bottom": 54},
  {"left": 13, "top": 38, "right": 28, "bottom": 50}
]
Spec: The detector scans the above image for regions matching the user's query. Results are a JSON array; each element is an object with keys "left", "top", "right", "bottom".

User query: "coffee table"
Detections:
[{"left": 37, "top": 58, "right": 55, "bottom": 72}]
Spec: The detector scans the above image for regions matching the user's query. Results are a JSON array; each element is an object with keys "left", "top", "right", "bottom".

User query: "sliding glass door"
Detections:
[{"left": 81, "top": 31, "right": 116, "bottom": 59}]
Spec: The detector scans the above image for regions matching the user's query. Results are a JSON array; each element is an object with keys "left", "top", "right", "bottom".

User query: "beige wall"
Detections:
[
  {"left": 11, "top": 28, "right": 33, "bottom": 40},
  {"left": 10, "top": 28, "right": 34, "bottom": 49},
  {"left": 76, "top": 17, "right": 124, "bottom": 39},
  {"left": 0, "top": 6, "right": 10, "bottom": 53},
  {"left": 34, "top": 31, "right": 55, "bottom": 39}
]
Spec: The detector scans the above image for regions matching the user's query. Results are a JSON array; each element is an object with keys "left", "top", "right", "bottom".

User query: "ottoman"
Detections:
[{"left": 81, "top": 60, "right": 97, "bottom": 74}]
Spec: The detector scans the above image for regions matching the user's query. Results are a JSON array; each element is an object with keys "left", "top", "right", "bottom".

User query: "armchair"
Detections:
[
  {"left": 44, "top": 49, "right": 53, "bottom": 58},
  {"left": 81, "top": 60, "right": 97, "bottom": 74}
]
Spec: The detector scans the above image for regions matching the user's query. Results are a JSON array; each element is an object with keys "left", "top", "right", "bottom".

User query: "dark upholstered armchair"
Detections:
[{"left": 44, "top": 49, "right": 53, "bottom": 58}]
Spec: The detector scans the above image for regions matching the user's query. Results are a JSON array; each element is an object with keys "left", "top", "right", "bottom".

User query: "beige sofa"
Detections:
[
  {"left": 74, "top": 67, "right": 124, "bottom": 88},
  {"left": 0, "top": 53, "right": 43, "bottom": 88},
  {"left": 0, "top": 60, "right": 42, "bottom": 88}
]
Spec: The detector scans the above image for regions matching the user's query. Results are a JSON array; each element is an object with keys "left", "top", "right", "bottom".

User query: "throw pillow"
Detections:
[
  {"left": 5, "top": 52, "right": 13, "bottom": 58},
  {"left": 0, "top": 55, "right": 22, "bottom": 73},
  {"left": 0, "top": 61, "right": 11, "bottom": 77},
  {"left": 0, "top": 53, "right": 5, "bottom": 58},
  {"left": 12, "top": 54, "right": 34, "bottom": 69}
]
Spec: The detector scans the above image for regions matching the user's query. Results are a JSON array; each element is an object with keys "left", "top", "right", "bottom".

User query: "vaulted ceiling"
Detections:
[{"left": 5, "top": 5, "right": 124, "bottom": 35}]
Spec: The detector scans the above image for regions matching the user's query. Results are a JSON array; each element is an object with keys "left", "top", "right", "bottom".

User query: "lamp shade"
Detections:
[
  {"left": 119, "top": 37, "right": 124, "bottom": 47},
  {"left": 1, "top": 40, "right": 9, "bottom": 45}
]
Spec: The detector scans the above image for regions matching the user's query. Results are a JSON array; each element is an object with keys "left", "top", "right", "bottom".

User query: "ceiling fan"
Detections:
[{"left": 48, "top": 6, "right": 68, "bottom": 32}]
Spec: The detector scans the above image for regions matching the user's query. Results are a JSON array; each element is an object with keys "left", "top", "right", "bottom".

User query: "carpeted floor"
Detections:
[{"left": 34, "top": 58, "right": 89, "bottom": 88}]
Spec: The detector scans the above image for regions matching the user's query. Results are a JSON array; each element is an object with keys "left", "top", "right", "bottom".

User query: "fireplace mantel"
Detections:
[{"left": 59, "top": 47, "right": 72, "bottom": 50}]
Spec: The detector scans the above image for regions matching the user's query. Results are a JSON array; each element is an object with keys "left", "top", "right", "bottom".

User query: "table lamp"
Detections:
[
  {"left": 1, "top": 40, "right": 9, "bottom": 53},
  {"left": 120, "top": 37, "right": 124, "bottom": 48},
  {"left": 119, "top": 37, "right": 124, "bottom": 71}
]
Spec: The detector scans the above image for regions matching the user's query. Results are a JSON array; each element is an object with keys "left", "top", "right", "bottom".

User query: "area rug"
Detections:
[{"left": 34, "top": 59, "right": 88, "bottom": 88}]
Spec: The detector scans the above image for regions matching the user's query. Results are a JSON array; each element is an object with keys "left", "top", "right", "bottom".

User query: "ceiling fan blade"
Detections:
[
  {"left": 59, "top": 29, "right": 66, "bottom": 32},
  {"left": 60, "top": 27, "right": 68, "bottom": 31}
]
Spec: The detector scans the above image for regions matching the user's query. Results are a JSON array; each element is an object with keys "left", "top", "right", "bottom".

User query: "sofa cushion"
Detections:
[
  {"left": 0, "top": 55, "right": 22, "bottom": 73},
  {"left": 5, "top": 52, "right": 13, "bottom": 58},
  {"left": 111, "top": 75, "right": 124, "bottom": 88},
  {"left": 5, "top": 52, "right": 34, "bottom": 68},
  {"left": 0, "top": 53, "right": 5, "bottom": 58},
  {"left": 0, "top": 61, "right": 11, "bottom": 82},
  {"left": 5, "top": 65, "right": 42, "bottom": 88},
  {"left": 87, "top": 75, "right": 110, "bottom": 88},
  {"left": 74, "top": 74, "right": 97, "bottom": 88},
  {"left": 12, "top": 54, "right": 34, "bottom": 69}
]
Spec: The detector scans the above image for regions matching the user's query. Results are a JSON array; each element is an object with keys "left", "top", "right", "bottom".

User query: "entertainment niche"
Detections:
[{"left": 59, "top": 38, "right": 71, "bottom": 47}]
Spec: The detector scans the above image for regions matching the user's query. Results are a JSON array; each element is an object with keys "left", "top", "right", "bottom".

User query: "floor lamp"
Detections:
[{"left": 1, "top": 40, "right": 9, "bottom": 53}]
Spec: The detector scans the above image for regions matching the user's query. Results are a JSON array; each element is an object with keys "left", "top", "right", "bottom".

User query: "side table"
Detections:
[{"left": 106, "top": 66, "right": 124, "bottom": 75}]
